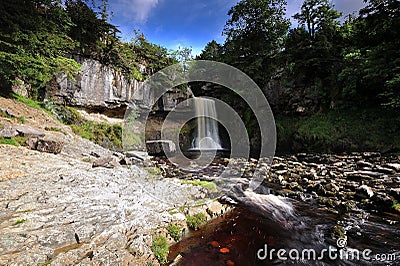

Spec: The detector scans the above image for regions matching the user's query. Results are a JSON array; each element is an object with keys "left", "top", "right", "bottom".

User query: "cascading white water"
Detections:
[{"left": 191, "top": 97, "right": 222, "bottom": 150}]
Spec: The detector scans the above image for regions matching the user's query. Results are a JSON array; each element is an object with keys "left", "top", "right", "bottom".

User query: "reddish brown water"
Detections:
[{"left": 169, "top": 203, "right": 400, "bottom": 266}]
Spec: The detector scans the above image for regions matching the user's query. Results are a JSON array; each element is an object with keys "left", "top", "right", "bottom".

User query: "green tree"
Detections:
[
  {"left": 0, "top": 0, "right": 80, "bottom": 98},
  {"left": 222, "top": 0, "right": 290, "bottom": 86},
  {"left": 197, "top": 40, "right": 223, "bottom": 61},
  {"left": 339, "top": 0, "right": 400, "bottom": 108},
  {"left": 284, "top": 0, "right": 343, "bottom": 109},
  {"left": 293, "top": 0, "right": 342, "bottom": 41}
]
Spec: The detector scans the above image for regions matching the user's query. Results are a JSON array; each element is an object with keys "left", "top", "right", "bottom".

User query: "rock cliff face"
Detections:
[{"left": 46, "top": 57, "right": 191, "bottom": 116}]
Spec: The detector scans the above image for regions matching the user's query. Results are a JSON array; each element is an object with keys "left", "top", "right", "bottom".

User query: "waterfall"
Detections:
[{"left": 191, "top": 97, "right": 222, "bottom": 150}]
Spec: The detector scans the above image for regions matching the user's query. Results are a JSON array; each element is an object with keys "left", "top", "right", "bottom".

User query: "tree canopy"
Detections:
[
  {"left": 198, "top": 0, "right": 400, "bottom": 110},
  {"left": 0, "top": 0, "right": 176, "bottom": 98}
]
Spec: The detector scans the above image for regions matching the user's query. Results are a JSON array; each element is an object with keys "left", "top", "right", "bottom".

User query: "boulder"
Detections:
[
  {"left": 146, "top": 140, "right": 176, "bottom": 155},
  {"left": 0, "top": 108, "right": 18, "bottom": 118},
  {"left": 384, "top": 163, "right": 400, "bottom": 172},
  {"left": 389, "top": 188, "right": 400, "bottom": 201},
  {"left": 0, "top": 125, "right": 19, "bottom": 138},
  {"left": 28, "top": 138, "right": 63, "bottom": 154},
  {"left": 92, "top": 156, "right": 120, "bottom": 168},
  {"left": 374, "top": 166, "right": 396, "bottom": 175},
  {"left": 125, "top": 151, "right": 150, "bottom": 161},
  {"left": 14, "top": 125, "right": 45, "bottom": 138},
  {"left": 356, "top": 161, "right": 373, "bottom": 169},
  {"left": 356, "top": 185, "right": 374, "bottom": 199}
]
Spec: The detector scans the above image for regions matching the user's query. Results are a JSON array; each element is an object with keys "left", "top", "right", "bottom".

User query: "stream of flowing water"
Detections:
[{"left": 169, "top": 184, "right": 400, "bottom": 266}]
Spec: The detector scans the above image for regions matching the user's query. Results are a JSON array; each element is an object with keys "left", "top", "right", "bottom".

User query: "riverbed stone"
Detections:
[
  {"left": 92, "top": 156, "right": 120, "bottom": 168},
  {"left": 146, "top": 140, "right": 176, "bottom": 155},
  {"left": 356, "top": 185, "right": 374, "bottom": 199},
  {"left": 384, "top": 163, "right": 400, "bottom": 172}
]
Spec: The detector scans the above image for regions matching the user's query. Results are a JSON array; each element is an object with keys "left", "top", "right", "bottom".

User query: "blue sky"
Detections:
[{"left": 108, "top": 0, "right": 366, "bottom": 55}]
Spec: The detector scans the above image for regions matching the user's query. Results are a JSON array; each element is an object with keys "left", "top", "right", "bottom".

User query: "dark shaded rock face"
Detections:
[{"left": 264, "top": 77, "right": 320, "bottom": 115}]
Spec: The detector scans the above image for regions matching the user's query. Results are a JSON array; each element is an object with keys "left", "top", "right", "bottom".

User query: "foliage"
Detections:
[
  {"left": 14, "top": 136, "right": 28, "bottom": 146},
  {"left": 284, "top": 0, "right": 343, "bottom": 109},
  {"left": 186, "top": 213, "right": 207, "bottom": 230},
  {"left": 151, "top": 235, "right": 169, "bottom": 264},
  {"left": 198, "top": 0, "right": 400, "bottom": 115},
  {"left": 0, "top": 136, "right": 28, "bottom": 147},
  {"left": 166, "top": 224, "right": 181, "bottom": 241},
  {"left": 45, "top": 127, "right": 62, "bottom": 132},
  {"left": 339, "top": 0, "right": 400, "bottom": 108},
  {"left": 170, "top": 46, "right": 193, "bottom": 68},
  {"left": 11, "top": 93, "right": 46, "bottom": 111},
  {"left": 393, "top": 201, "right": 400, "bottom": 212},
  {"left": 0, "top": 137, "right": 20, "bottom": 146},
  {"left": 65, "top": 0, "right": 118, "bottom": 57},
  {"left": 17, "top": 116, "right": 26, "bottom": 123},
  {"left": 129, "top": 32, "right": 177, "bottom": 78},
  {"left": 275, "top": 109, "right": 400, "bottom": 153},
  {"left": 197, "top": 40, "right": 223, "bottom": 61},
  {"left": 293, "top": 0, "right": 342, "bottom": 40},
  {"left": 70, "top": 121, "right": 122, "bottom": 150},
  {"left": 222, "top": 0, "right": 290, "bottom": 85},
  {"left": 0, "top": 0, "right": 176, "bottom": 100},
  {"left": 0, "top": 0, "right": 81, "bottom": 98},
  {"left": 42, "top": 100, "right": 83, "bottom": 125}
]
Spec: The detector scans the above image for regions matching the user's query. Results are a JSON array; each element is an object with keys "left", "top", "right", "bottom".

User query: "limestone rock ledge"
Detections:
[
  {"left": 46, "top": 57, "right": 192, "bottom": 115},
  {"left": 0, "top": 144, "right": 203, "bottom": 265}
]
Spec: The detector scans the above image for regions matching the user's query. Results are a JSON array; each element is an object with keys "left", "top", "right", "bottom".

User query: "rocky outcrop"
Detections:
[
  {"left": 146, "top": 140, "right": 176, "bottom": 155},
  {"left": 27, "top": 137, "right": 64, "bottom": 154},
  {"left": 46, "top": 57, "right": 192, "bottom": 116},
  {"left": 263, "top": 76, "right": 320, "bottom": 115},
  {"left": 0, "top": 143, "right": 204, "bottom": 265}
]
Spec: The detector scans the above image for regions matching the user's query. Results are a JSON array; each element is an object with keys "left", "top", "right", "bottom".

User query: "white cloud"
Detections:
[{"left": 112, "top": 0, "right": 159, "bottom": 24}]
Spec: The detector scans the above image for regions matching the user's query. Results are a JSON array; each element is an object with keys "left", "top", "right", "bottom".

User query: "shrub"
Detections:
[
  {"left": 166, "top": 224, "right": 181, "bottom": 241},
  {"left": 70, "top": 121, "right": 123, "bottom": 150},
  {"left": 186, "top": 213, "right": 207, "bottom": 230},
  {"left": 151, "top": 235, "right": 169, "bottom": 264}
]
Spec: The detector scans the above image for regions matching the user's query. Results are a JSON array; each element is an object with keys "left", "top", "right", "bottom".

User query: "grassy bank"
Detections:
[{"left": 275, "top": 108, "right": 400, "bottom": 153}]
